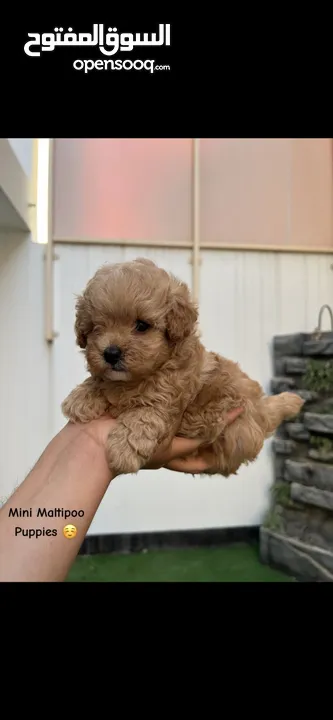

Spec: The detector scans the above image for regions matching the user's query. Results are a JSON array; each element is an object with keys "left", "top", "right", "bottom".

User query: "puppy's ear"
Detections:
[
  {"left": 166, "top": 277, "right": 198, "bottom": 343},
  {"left": 74, "top": 294, "right": 93, "bottom": 349}
]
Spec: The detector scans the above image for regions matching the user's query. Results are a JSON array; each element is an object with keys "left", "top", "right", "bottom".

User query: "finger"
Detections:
[
  {"left": 165, "top": 456, "right": 211, "bottom": 473},
  {"left": 146, "top": 408, "right": 244, "bottom": 470},
  {"left": 168, "top": 409, "right": 243, "bottom": 459},
  {"left": 164, "top": 437, "right": 203, "bottom": 462},
  {"left": 154, "top": 436, "right": 173, "bottom": 457},
  {"left": 225, "top": 407, "right": 244, "bottom": 424},
  {"left": 170, "top": 437, "right": 203, "bottom": 456}
]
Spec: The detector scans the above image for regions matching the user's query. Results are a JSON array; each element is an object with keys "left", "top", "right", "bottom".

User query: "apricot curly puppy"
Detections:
[{"left": 62, "top": 258, "right": 303, "bottom": 476}]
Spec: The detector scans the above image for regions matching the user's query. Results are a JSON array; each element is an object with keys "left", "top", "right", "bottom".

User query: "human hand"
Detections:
[
  {"left": 144, "top": 407, "right": 244, "bottom": 474},
  {"left": 73, "top": 407, "right": 243, "bottom": 477}
]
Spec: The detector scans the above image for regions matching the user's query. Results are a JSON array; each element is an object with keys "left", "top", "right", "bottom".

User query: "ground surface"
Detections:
[{"left": 66, "top": 543, "right": 295, "bottom": 582}]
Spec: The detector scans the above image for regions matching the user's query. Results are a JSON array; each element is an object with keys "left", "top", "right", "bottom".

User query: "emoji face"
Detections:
[{"left": 63, "top": 524, "right": 77, "bottom": 539}]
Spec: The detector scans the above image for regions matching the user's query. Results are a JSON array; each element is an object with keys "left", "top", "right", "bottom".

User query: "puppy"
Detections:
[{"left": 62, "top": 258, "right": 304, "bottom": 476}]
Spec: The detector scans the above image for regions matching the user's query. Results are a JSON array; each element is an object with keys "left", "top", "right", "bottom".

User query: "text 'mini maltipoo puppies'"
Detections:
[{"left": 62, "top": 258, "right": 303, "bottom": 476}]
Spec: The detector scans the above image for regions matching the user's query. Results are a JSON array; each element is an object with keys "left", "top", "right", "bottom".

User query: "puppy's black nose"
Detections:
[{"left": 103, "top": 345, "right": 122, "bottom": 366}]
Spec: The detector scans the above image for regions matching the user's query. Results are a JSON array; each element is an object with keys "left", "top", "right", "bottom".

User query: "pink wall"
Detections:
[{"left": 53, "top": 138, "right": 333, "bottom": 250}]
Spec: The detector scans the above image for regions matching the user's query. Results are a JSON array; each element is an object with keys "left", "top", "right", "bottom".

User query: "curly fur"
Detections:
[{"left": 62, "top": 258, "right": 304, "bottom": 476}]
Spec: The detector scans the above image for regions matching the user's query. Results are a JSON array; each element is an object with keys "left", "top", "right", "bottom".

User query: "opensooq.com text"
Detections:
[{"left": 73, "top": 58, "right": 170, "bottom": 74}]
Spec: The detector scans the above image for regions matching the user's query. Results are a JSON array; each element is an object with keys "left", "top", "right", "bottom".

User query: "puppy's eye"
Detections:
[{"left": 135, "top": 320, "right": 150, "bottom": 333}]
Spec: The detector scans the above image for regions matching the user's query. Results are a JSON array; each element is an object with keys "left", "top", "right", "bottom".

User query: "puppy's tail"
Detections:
[{"left": 259, "top": 392, "right": 304, "bottom": 435}]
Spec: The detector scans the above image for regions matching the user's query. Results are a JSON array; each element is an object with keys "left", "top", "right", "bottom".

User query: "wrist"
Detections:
[
  {"left": 44, "top": 422, "right": 111, "bottom": 489},
  {"left": 63, "top": 420, "right": 117, "bottom": 483},
  {"left": 69, "top": 417, "right": 117, "bottom": 448}
]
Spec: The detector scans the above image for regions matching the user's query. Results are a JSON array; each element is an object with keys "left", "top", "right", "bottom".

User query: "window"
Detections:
[
  {"left": 52, "top": 138, "right": 333, "bottom": 252},
  {"left": 200, "top": 138, "right": 333, "bottom": 250},
  {"left": 53, "top": 138, "right": 193, "bottom": 246}
]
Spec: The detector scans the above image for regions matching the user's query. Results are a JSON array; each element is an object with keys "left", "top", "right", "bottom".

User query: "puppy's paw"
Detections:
[
  {"left": 61, "top": 380, "right": 109, "bottom": 424},
  {"left": 62, "top": 393, "right": 89, "bottom": 423},
  {"left": 106, "top": 426, "right": 143, "bottom": 476},
  {"left": 61, "top": 393, "right": 98, "bottom": 423}
]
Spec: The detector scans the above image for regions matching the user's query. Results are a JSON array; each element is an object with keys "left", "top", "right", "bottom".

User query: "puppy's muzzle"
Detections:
[{"left": 103, "top": 345, "right": 123, "bottom": 368}]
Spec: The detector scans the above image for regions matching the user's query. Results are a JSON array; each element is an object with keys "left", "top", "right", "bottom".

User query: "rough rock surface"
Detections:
[
  {"left": 304, "top": 413, "right": 333, "bottom": 435},
  {"left": 273, "top": 438, "right": 295, "bottom": 455},
  {"left": 285, "top": 422, "right": 310, "bottom": 442},
  {"left": 297, "top": 390, "right": 319, "bottom": 403},
  {"left": 284, "top": 459, "right": 333, "bottom": 491},
  {"left": 260, "top": 330, "right": 333, "bottom": 581},
  {"left": 271, "top": 376, "right": 295, "bottom": 393},
  {"left": 273, "top": 334, "right": 305, "bottom": 357},
  {"left": 260, "top": 528, "right": 333, "bottom": 581},
  {"left": 284, "top": 357, "right": 308, "bottom": 375},
  {"left": 290, "top": 482, "right": 333, "bottom": 512},
  {"left": 303, "top": 334, "right": 333, "bottom": 356}
]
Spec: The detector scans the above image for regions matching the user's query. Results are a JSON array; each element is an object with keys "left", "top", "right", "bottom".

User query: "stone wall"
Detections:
[{"left": 260, "top": 330, "right": 333, "bottom": 581}]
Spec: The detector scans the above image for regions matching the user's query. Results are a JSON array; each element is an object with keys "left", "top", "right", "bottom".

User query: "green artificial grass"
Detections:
[{"left": 66, "top": 543, "right": 295, "bottom": 582}]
